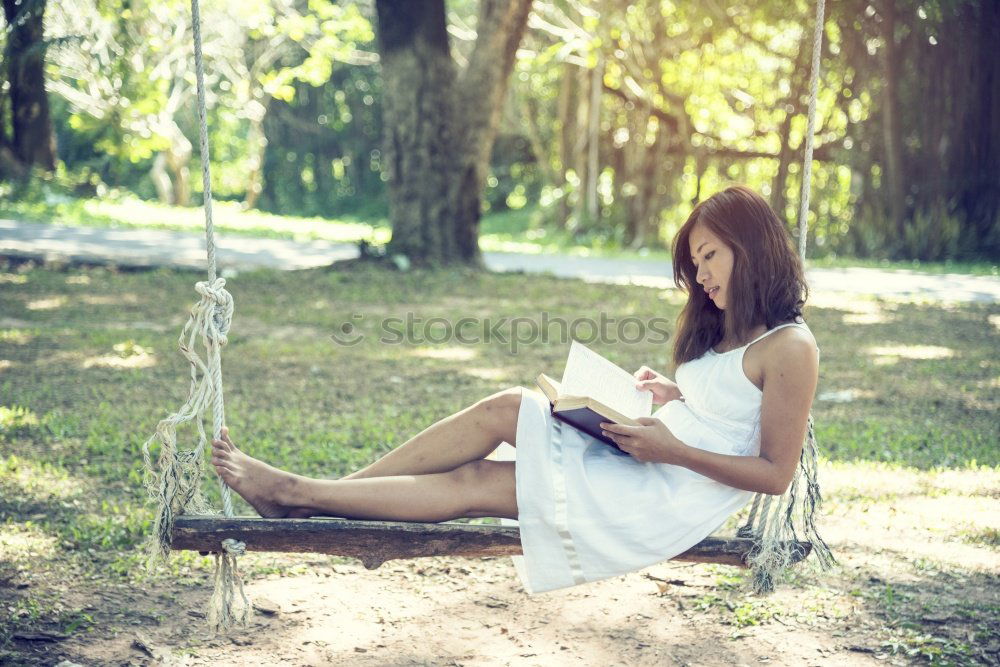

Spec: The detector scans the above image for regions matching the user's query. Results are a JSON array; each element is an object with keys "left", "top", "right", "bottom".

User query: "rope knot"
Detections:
[
  {"left": 195, "top": 278, "right": 234, "bottom": 344},
  {"left": 221, "top": 538, "right": 246, "bottom": 556}
]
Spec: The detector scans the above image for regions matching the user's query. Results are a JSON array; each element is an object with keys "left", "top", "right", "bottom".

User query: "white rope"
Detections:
[
  {"left": 141, "top": 278, "right": 233, "bottom": 560},
  {"left": 797, "top": 0, "right": 826, "bottom": 261},
  {"left": 190, "top": 0, "right": 234, "bottom": 517},
  {"left": 141, "top": 0, "right": 249, "bottom": 634}
]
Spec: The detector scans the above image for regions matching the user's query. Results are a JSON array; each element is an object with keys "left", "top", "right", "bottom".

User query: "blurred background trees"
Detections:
[{"left": 1, "top": 0, "right": 997, "bottom": 263}]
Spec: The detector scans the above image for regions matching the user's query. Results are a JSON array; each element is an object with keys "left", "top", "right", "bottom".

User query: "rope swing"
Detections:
[
  {"left": 798, "top": 0, "right": 827, "bottom": 261},
  {"left": 141, "top": 0, "right": 250, "bottom": 633},
  {"left": 140, "top": 0, "right": 831, "bottom": 634}
]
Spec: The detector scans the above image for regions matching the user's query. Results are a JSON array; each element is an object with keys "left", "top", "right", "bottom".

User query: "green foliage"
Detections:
[{"left": 6, "top": 0, "right": 1000, "bottom": 261}]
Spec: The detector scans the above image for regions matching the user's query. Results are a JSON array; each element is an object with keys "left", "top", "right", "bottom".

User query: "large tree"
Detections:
[
  {"left": 834, "top": 0, "right": 1000, "bottom": 260},
  {"left": 375, "top": 0, "right": 532, "bottom": 267},
  {"left": 1, "top": 0, "right": 56, "bottom": 176}
]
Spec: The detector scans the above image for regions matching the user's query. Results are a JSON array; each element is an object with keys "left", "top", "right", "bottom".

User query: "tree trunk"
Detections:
[
  {"left": 571, "top": 65, "right": 590, "bottom": 230},
  {"left": 376, "top": 0, "right": 532, "bottom": 267},
  {"left": 628, "top": 125, "right": 665, "bottom": 250},
  {"left": 556, "top": 61, "right": 577, "bottom": 229},
  {"left": 949, "top": 0, "right": 1000, "bottom": 256},
  {"left": 880, "top": 0, "right": 906, "bottom": 241},
  {"left": 150, "top": 118, "right": 192, "bottom": 206},
  {"left": 243, "top": 97, "right": 270, "bottom": 210},
  {"left": 771, "top": 37, "right": 811, "bottom": 226},
  {"left": 2, "top": 0, "right": 56, "bottom": 171},
  {"left": 585, "top": 56, "right": 603, "bottom": 223}
]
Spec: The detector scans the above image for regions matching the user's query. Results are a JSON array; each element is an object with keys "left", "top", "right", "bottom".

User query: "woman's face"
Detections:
[{"left": 688, "top": 222, "right": 735, "bottom": 310}]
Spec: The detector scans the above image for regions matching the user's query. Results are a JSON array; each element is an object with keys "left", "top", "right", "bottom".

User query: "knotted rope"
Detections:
[
  {"left": 737, "top": 417, "right": 836, "bottom": 593},
  {"left": 140, "top": 0, "right": 250, "bottom": 634}
]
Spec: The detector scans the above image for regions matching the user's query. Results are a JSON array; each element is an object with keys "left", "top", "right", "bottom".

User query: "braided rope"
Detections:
[{"left": 797, "top": 0, "right": 826, "bottom": 261}]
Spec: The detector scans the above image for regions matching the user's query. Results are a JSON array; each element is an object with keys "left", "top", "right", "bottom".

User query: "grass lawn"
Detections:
[
  {"left": 3, "top": 193, "right": 998, "bottom": 275},
  {"left": 1, "top": 259, "right": 998, "bottom": 664}
]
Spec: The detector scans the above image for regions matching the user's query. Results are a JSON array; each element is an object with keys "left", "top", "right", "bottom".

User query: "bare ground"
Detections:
[{"left": 4, "top": 464, "right": 998, "bottom": 667}]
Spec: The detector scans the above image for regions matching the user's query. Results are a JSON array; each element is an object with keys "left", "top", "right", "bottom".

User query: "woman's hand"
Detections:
[
  {"left": 633, "top": 366, "right": 682, "bottom": 405},
  {"left": 599, "top": 418, "right": 689, "bottom": 465}
]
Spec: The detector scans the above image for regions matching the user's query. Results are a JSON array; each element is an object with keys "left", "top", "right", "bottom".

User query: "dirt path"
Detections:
[
  {"left": 3, "top": 220, "right": 998, "bottom": 302},
  {"left": 21, "top": 556, "right": 883, "bottom": 667}
]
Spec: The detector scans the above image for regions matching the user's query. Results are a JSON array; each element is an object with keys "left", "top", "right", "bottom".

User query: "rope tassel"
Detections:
[
  {"left": 738, "top": 416, "right": 836, "bottom": 593},
  {"left": 141, "top": 0, "right": 251, "bottom": 634},
  {"left": 140, "top": 276, "right": 250, "bottom": 631},
  {"left": 208, "top": 539, "right": 252, "bottom": 632},
  {"left": 141, "top": 279, "right": 234, "bottom": 557}
]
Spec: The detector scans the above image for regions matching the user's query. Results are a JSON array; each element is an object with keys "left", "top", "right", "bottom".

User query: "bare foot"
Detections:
[{"left": 211, "top": 427, "right": 311, "bottom": 519}]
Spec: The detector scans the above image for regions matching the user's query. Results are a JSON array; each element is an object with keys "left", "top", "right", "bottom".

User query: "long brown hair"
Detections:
[{"left": 671, "top": 184, "right": 808, "bottom": 366}]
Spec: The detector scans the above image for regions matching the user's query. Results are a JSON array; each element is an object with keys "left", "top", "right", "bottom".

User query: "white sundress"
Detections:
[{"left": 498, "top": 321, "right": 813, "bottom": 594}]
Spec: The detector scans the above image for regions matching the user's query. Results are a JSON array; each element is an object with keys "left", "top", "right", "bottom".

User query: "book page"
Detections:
[{"left": 560, "top": 340, "right": 653, "bottom": 419}]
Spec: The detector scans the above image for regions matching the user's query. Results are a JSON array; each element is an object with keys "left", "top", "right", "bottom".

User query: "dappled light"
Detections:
[
  {"left": 865, "top": 344, "right": 955, "bottom": 361},
  {"left": 26, "top": 295, "right": 67, "bottom": 311},
  {"left": 82, "top": 341, "right": 157, "bottom": 370},
  {"left": 0, "top": 524, "right": 59, "bottom": 561},
  {"left": 0, "top": 406, "right": 39, "bottom": 430},
  {"left": 82, "top": 353, "right": 156, "bottom": 370},
  {"left": 820, "top": 462, "right": 1000, "bottom": 568},
  {"left": 0, "top": 454, "right": 79, "bottom": 502},
  {"left": 816, "top": 388, "right": 876, "bottom": 403},
  {"left": 461, "top": 366, "right": 510, "bottom": 382},
  {"left": 808, "top": 291, "right": 892, "bottom": 316},
  {"left": 0, "top": 272, "right": 27, "bottom": 284},
  {"left": 81, "top": 293, "right": 139, "bottom": 306},
  {"left": 0, "top": 329, "right": 33, "bottom": 345},
  {"left": 842, "top": 312, "right": 892, "bottom": 325},
  {"left": 1, "top": 261, "right": 996, "bottom": 664},
  {"left": 409, "top": 346, "right": 480, "bottom": 362},
  {"left": 822, "top": 462, "right": 998, "bottom": 503},
  {"left": 656, "top": 289, "right": 687, "bottom": 306}
]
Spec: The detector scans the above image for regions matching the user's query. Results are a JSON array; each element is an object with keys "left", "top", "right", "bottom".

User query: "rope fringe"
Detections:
[
  {"left": 139, "top": 0, "right": 250, "bottom": 634},
  {"left": 739, "top": 416, "right": 836, "bottom": 593},
  {"left": 142, "top": 279, "right": 233, "bottom": 561},
  {"left": 208, "top": 539, "right": 252, "bottom": 632},
  {"left": 139, "top": 272, "right": 249, "bottom": 629}
]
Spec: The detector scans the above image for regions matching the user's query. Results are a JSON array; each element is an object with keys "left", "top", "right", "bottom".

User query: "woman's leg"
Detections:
[
  {"left": 343, "top": 386, "right": 524, "bottom": 480},
  {"left": 211, "top": 429, "right": 518, "bottom": 521}
]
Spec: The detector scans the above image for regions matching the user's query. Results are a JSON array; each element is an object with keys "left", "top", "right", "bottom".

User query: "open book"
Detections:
[{"left": 535, "top": 340, "right": 653, "bottom": 449}]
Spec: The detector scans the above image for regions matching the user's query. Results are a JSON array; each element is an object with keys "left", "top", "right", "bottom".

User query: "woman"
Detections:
[{"left": 210, "top": 184, "right": 819, "bottom": 593}]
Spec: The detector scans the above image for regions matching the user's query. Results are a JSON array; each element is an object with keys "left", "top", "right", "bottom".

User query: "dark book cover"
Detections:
[{"left": 549, "top": 404, "right": 627, "bottom": 454}]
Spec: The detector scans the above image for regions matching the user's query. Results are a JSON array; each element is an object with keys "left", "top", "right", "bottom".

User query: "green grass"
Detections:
[
  {"left": 0, "top": 246, "right": 998, "bottom": 662},
  {"left": 4, "top": 192, "right": 998, "bottom": 273},
  {"left": 1, "top": 261, "right": 996, "bottom": 530}
]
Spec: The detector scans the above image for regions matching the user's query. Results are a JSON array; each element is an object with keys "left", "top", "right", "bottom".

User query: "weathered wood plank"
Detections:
[{"left": 171, "top": 516, "right": 812, "bottom": 570}]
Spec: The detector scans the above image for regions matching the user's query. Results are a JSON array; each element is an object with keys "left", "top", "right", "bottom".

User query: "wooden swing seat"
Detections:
[{"left": 171, "top": 516, "right": 812, "bottom": 570}]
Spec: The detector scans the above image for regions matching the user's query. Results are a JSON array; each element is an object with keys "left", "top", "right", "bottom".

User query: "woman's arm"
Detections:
[{"left": 603, "top": 329, "right": 819, "bottom": 495}]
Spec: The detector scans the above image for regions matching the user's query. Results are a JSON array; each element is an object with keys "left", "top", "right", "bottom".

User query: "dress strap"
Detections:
[{"left": 746, "top": 320, "right": 808, "bottom": 347}]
